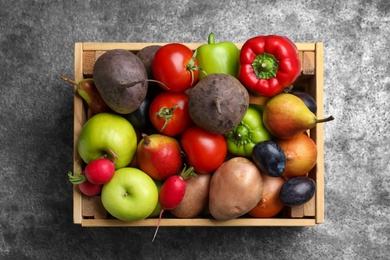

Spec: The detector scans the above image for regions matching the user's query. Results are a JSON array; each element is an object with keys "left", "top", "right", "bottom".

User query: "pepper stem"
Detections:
[
  {"left": 226, "top": 121, "right": 253, "bottom": 146},
  {"left": 252, "top": 53, "right": 279, "bottom": 79},
  {"left": 208, "top": 32, "right": 215, "bottom": 44}
]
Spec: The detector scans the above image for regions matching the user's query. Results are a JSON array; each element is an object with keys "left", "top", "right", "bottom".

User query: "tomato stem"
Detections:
[
  {"left": 186, "top": 49, "right": 206, "bottom": 86},
  {"left": 154, "top": 105, "right": 179, "bottom": 132}
]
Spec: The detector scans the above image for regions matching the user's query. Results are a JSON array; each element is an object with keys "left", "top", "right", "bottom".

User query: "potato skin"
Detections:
[
  {"left": 93, "top": 49, "right": 148, "bottom": 114},
  {"left": 188, "top": 74, "right": 249, "bottom": 135},
  {"left": 209, "top": 157, "right": 263, "bottom": 220},
  {"left": 170, "top": 173, "right": 211, "bottom": 218}
]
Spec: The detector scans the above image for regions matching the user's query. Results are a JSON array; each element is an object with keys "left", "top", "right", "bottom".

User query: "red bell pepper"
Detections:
[{"left": 238, "top": 35, "right": 301, "bottom": 97}]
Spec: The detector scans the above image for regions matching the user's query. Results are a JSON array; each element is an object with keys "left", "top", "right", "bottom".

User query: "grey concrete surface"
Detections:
[{"left": 1, "top": 0, "right": 389, "bottom": 259}]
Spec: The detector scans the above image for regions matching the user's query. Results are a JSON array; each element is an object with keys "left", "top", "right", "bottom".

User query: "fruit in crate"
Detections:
[
  {"left": 209, "top": 157, "right": 263, "bottom": 220},
  {"left": 136, "top": 133, "right": 183, "bottom": 180},
  {"left": 180, "top": 125, "right": 227, "bottom": 174},
  {"left": 152, "top": 43, "right": 200, "bottom": 93},
  {"left": 93, "top": 49, "right": 148, "bottom": 114},
  {"left": 101, "top": 167, "right": 158, "bottom": 221},
  {"left": 275, "top": 132, "right": 317, "bottom": 178},
  {"left": 187, "top": 73, "right": 249, "bottom": 135},
  {"left": 68, "top": 169, "right": 102, "bottom": 197},
  {"left": 248, "top": 172, "right": 286, "bottom": 218},
  {"left": 290, "top": 90, "right": 317, "bottom": 114},
  {"left": 148, "top": 91, "right": 193, "bottom": 136},
  {"left": 61, "top": 76, "right": 112, "bottom": 114},
  {"left": 196, "top": 32, "right": 240, "bottom": 80},
  {"left": 123, "top": 94, "right": 155, "bottom": 132},
  {"left": 136, "top": 45, "right": 162, "bottom": 80},
  {"left": 252, "top": 140, "right": 286, "bottom": 177},
  {"left": 83, "top": 157, "right": 115, "bottom": 184},
  {"left": 152, "top": 173, "right": 187, "bottom": 242},
  {"left": 263, "top": 93, "right": 334, "bottom": 140},
  {"left": 170, "top": 167, "right": 211, "bottom": 219},
  {"left": 68, "top": 156, "right": 115, "bottom": 188},
  {"left": 78, "top": 179, "right": 102, "bottom": 197},
  {"left": 279, "top": 176, "right": 316, "bottom": 206},
  {"left": 77, "top": 113, "right": 137, "bottom": 169},
  {"left": 226, "top": 104, "right": 272, "bottom": 158}
]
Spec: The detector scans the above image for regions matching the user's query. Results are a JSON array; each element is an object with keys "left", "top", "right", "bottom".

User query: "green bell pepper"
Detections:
[
  {"left": 226, "top": 104, "right": 272, "bottom": 157},
  {"left": 196, "top": 32, "right": 240, "bottom": 80}
]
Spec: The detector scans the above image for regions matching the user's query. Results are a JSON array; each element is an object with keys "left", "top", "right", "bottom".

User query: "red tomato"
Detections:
[
  {"left": 149, "top": 91, "right": 193, "bottom": 136},
  {"left": 152, "top": 43, "right": 199, "bottom": 92},
  {"left": 181, "top": 125, "right": 227, "bottom": 174}
]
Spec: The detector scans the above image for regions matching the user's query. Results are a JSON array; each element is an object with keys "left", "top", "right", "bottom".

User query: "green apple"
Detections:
[
  {"left": 77, "top": 113, "right": 137, "bottom": 169},
  {"left": 101, "top": 167, "right": 158, "bottom": 221}
]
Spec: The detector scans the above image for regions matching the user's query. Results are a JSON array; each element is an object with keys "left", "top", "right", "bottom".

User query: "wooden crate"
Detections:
[{"left": 73, "top": 42, "right": 325, "bottom": 227}]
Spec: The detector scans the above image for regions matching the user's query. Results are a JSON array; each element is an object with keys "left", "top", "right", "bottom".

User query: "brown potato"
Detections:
[
  {"left": 170, "top": 173, "right": 211, "bottom": 218},
  {"left": 209, "top": 157, "right": 263, "bottom": 220}
]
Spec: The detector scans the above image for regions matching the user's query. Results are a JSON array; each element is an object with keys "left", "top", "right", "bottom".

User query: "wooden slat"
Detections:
[
  {"left": 81, "top": 43, "right": 314, "bottom": 77},
  {"left": 81, "top": 42, "right": 315, "bottom": 52},
  {"left": 81, "top": 217, "right": 316, "bottom": 227},
  {"left": 82, "top": 51, "right": 95, "bottom": 76},
  {"left": 314, "top": 42, "right": 325, "bottom": 224},
  {"left": 304, "top": 195, "right": 316, "bottom": 216},
  {"left": 302, "top": 51, "right": 315, "bottom": 75},
  {"left": 73, "top": 42, "right": 85, "bottom": 225},
  {"left": 82, "top": 196, "right": 107, "bottom": 219}
]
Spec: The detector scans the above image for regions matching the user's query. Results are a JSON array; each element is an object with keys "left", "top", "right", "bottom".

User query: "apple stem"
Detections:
[
  {"left": 316, "top": 115, "right": 334, "bottom": 124},
  {"left": 108, "top": 148, "right": 118, "bottom": 165},
  {"left": 152, "top": 209, "right": 164, "bottom": 242}
]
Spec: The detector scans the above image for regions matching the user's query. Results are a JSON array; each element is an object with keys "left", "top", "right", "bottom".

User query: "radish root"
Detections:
[{"left": 152, "top": 209, "right": 164, "bottom": 242}]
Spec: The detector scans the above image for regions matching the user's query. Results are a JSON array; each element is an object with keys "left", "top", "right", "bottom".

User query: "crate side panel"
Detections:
[
  {"left": 314, "top": 42, "right": 325, "bottom": 223},
  {"left": 73, "top": 43, "right": 85, "bottom": 224}
]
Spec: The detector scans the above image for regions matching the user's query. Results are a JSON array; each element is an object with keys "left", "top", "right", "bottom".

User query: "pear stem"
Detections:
[
  {"left": 316, "top": 115, "right": 334, "bottom": 124},
  {"left": 61, "top": 75, "right": 78, "bottom": 86},
  {"left": 142, "top": 133, "right": 151, "bottom": 145}
]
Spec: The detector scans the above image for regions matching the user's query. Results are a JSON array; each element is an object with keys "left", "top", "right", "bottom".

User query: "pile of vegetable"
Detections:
[{"left": 66, "top": 33, "right": 334, "bottom": 235}]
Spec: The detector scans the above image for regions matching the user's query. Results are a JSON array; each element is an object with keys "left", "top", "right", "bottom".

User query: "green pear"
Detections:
[{"left": 263, "top": 93, "right": 334, "bottom": 140}]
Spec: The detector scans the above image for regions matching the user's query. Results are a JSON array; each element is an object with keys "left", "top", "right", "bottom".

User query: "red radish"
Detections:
[
  {"left": 84, "top": 157, "right": 115, "bottom": 184},
  {"left": 68, "top": 151, "right": 116, "bottom": 186},
  {"left": 78, "top": 179, "right": 102, "bottom": 196},
  {"left": 68, "top": 170, "right": 102, "bottom": 196},
  {"left": 152, "top": 173, "right": 187, "bottom": 242}
]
